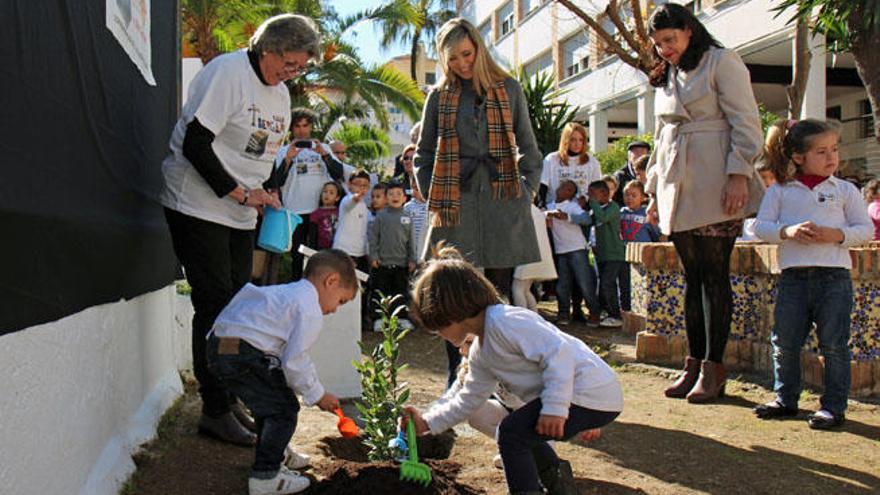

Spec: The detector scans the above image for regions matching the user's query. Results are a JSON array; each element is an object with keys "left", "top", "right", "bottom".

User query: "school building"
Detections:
[{"left": 457, "top": 0, "right": 878, "bottom": 182}]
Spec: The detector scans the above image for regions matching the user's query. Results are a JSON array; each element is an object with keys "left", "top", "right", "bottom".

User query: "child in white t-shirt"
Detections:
[
  {"left": 403, "top": 246, "right": 622, "bottom": 495},
  {"left": 546, "top": 180, "right": 600, "bottom": 326}
]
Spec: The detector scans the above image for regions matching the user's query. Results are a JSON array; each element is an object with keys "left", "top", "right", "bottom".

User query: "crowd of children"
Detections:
[{"left": 200, "top": 110, "right": 879, "bottom": 495}]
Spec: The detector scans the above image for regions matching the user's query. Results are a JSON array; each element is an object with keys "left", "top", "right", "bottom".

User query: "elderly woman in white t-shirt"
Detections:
[
  {"left": 160, "top": 14, "right": 321, "bottom": 447},
  {"left": 540, "top": 122, "right": 603, "bottom": 205}
]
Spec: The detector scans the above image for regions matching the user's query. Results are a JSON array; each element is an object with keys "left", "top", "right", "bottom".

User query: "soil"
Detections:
[
  {"left": 318, "top": 431, "right": 456, "bottom": 463},
  {"left": 125, "top": 304, "right": 880, "bottom": 495},
  {"left": 308, "top": 459, "right": 483, "bottom": 495}
]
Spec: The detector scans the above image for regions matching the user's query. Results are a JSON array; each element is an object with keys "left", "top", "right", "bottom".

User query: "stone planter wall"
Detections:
[{"left": 627, "top": 242, "right": 880, "bottom": 397}]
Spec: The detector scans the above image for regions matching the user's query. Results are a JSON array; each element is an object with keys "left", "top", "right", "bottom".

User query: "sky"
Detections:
[{"left": 327, "top": 0, "right": 414, "bottom": 67}]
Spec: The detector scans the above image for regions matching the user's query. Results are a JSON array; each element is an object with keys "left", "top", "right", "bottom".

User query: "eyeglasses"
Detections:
[{"left": 403, "top": 156, "right": 413, "bottom": 161}]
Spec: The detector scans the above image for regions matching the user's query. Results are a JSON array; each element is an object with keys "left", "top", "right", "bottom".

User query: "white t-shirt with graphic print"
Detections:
[
  {"left": 276, "top": 142, "right": 335, "bottom": 215},
  {"left": 161, "top": 50, "right": 289, "bottom": 230},
  {"left": 540, "top": 152, "right": 602, "bottom": 204}
]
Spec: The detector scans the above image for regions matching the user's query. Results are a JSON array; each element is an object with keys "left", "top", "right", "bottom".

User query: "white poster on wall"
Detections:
[{"left": 106, "top": 0, "right": 156, "bottom": 86}]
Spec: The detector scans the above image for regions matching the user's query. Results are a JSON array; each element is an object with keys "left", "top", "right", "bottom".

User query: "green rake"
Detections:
[{"left": 399, "top": 416, "right": 432, "bottom": 486}]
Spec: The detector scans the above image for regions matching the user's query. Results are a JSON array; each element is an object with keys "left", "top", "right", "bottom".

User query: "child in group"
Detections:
[
  {"left": 587, "top": 180, "right": 626, "bottom": 327},
  {"left": 369, "top": 181, "right": 416, "bottom": 330},
  {"left": 512, "top": 204, "right": 557, "bottom": 312},
  {"left": 753, "top": 119, "right": 872, "bottom": 430},
  {"left": 619, "top": 181, "right": 660, "bottom": 313},
  {"left": 206, "top": 249, "right": 358, "bottom": 495},
  {"left": 403, "top": 246, "right": 623, "bottom": 495},
  {"left": 863, "top": 179, "right": 880, "bottom": 241},
  {"left": 403, "top": 184, "right": 430, "bottom": 262},
  {"left": 333, "top": 171, "right": 372, "bottom": 273},
  {"left": 740, "top": 161, "right": 779, "bottom": 241},
  {"left": 307, "top": 181, "right": 343, "bottom": 250},
  {"left": 633, "top": 155, "right": 650, "bottom": 192},
  {"left": 601, "top": 174, "right": 619, "bottom": 206},
  {"left": 546, "top": 180, "right": 601, "bottom": 327}
]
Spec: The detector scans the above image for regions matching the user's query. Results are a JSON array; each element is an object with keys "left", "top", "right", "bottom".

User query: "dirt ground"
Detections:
[{"left": 124, "top": 305, "right": 880, "bottom": 495}]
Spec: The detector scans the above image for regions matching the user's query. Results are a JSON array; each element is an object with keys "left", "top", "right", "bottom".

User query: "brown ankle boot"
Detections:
[
  {"left": 687, "top": 360, "right": 727, "bottom": 403},
  {"left": 664, "top": 357, "right": 700, "bottom": 398}
]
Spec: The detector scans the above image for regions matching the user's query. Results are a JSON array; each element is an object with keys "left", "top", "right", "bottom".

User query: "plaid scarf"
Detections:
[{"left": 428, "top": 80, "right": 522, "bottom": 227}]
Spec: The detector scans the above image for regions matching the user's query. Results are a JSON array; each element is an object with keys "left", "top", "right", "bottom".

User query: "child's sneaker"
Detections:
[
  {"left": 599, "top": 316, "right": 622, "bottom": 328},
  {"left": 249, "top": 466, "right": 310, "bottom": 495},
  {"left": 283, "top": 445, "right": 311, "bottom": 469},
  {"left": 398, "top": 318, "right": 415, "bottom": 330},
  {"left": 493, "top": 453, "right": 503, "bottom": 469}
]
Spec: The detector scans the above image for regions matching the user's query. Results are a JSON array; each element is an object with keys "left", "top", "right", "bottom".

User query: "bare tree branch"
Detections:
[
  {"left": 786, "top": 15, "right": 810, "bottom": 119},
  {"left": 556, "top": 0, "right": 644, "bottom": 71}
]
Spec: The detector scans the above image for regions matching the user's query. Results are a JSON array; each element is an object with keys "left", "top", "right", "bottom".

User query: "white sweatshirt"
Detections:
[
  {"left": 211, "top": 280, "right": 326, "bottom": 405},
  {"left": 423, "top": 305, "right": 623, "bottom": 435},
  {"left": 754, "top": 176, "right": 873, "bottom": 270}
]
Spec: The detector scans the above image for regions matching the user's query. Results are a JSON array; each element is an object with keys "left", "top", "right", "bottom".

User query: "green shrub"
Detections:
[
  {"left": 352, "top": 293, "right": 411, "bottom": 461},
  {"left": 593, "top": 134, "right": 655, "bottom": 175}
]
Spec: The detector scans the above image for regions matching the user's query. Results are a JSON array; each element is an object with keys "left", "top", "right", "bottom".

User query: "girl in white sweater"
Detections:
[{"left": 404, "top": 247, "right": 623, "bottom": 495}]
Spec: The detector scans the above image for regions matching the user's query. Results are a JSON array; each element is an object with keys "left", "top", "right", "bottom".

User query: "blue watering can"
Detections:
[{"left": 257, "top": 206, "right": 302, "bottom": 253}]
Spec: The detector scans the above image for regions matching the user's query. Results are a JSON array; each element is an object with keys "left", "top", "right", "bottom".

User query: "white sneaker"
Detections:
[
  {"left": 248, "top": 466, "right": 310, "bottom": 495},
  {"left": 398, "top": 318, "right": 414, "bottom": 330},
  {"left": 600, "top": 316, "right": 622, "bottom": 327},
  {"left": 283, "top": 445, "right": 311, "bottom": 469},
  {"left": 493, "top": 453, "right": 503, "bottom": 469},
  {"left": 373, "top": 320, "right": 384, "bottom": 332}
]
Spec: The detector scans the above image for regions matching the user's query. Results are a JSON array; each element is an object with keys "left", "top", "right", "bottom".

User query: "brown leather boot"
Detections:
[
  {"left": 687, "top": 360, "right": 727, "bottom": 403},
  {"left": 664, "top": 356, "right": 700, "bottom": 398}
]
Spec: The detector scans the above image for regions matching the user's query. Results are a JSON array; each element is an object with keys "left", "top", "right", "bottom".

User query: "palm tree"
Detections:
[
  {"left": 373, "top": 0, "right": 456, "bottom": 81},
  {"left": 330, "top": 122, "right": 392, "bottom": 173},
  {"left": 180, "top": 0, "right": 252, "bottom": 64},
  {"left": 775, "top": 0, "right": 880, "bottom": 141},
  {"left": 515, "top": 66, "right": 580, "bottom": 157}
]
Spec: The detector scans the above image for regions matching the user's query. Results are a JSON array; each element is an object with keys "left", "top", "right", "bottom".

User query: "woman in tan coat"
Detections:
[{"left": 645, "top": 4, "right": 764, "bottom": 403}]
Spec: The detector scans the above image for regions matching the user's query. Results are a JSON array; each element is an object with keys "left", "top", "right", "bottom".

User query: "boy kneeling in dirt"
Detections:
[{"left": 207, "top": 249, "right": 358, "bottom": 495}]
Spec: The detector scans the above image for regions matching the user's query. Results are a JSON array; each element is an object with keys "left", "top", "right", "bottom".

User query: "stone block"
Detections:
[
  {"left": 666, "top": 245, "right": 681, "bottom": 271},
  {"left": 723, "top": 341, "right": 739, "bottom": 368},
  {"left": 636, "top": 331, "right": 671, "bottom": 364},
  {"left": 753, "top": 342, "right": 774, "bottom": 372},
  {"left": 850, "top": 360, "right": 874, "bottom": 396},
  {"left": 621, "top": 311, "right": 646, "bottom": 334},
  {"left": 872, "top": 361, "right": 880, "bottom": 396},
  {"left": 738, "top": 339, "right": 753, "bottom": 365},
  {"left": 669, "top": 335, "right": 688, "bottom": 364}
]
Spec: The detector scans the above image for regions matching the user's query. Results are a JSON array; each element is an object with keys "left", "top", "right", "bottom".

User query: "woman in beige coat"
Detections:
[{"left": 645, "top": 4, "right": 764, "bottom": 403}]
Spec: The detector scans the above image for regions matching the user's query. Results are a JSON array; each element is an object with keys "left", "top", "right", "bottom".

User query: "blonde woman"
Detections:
[
  {"left": 540, "top": 122, "right": 602, "bottom": 205},
  {"left": 414, "top": 17, "right": 543, "bottom": 389}
]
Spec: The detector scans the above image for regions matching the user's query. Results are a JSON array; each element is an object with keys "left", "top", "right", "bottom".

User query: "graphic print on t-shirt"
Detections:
[{"left": 243, "top": 104, "right": 286, "bottom": 160}]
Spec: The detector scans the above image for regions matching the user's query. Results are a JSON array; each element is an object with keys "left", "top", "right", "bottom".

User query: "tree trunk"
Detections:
[
  {"left": 849, "top": 9, "right": 880, "bottom": 143},
  {"left": 786, "top": 16, "right": 810, "bottom": 120},
  {"left": 410, "top": 32, "right": 420, "bottom": 82}
]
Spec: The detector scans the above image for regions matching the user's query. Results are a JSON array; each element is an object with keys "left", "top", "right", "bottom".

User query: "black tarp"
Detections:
[{"left": 0, "top": 0, "right": 180, "bottom": 334}]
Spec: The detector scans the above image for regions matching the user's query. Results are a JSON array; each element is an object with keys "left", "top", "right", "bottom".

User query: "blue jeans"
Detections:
[
  {"left": 556, "top": 250, "right": 599, "bottom": 318},
  {"left": 207, "top": 336, "right": 300, "bottom": 475},
  {"left": 771, "top": 267, "right": 853, "bottom": 417},
  {"left": 497, "top": 399, "right": 619, "bottom": 492},
  {"left": 598, "top": 261, "right": 626, "bottom": 318}
]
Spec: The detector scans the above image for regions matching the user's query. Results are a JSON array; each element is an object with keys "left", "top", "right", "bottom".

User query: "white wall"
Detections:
[{"left": 0, "top": 286, "right": 187, "bottom": 495}]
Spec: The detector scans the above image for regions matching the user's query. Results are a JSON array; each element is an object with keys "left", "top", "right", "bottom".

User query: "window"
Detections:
[
  {"left": 499, "top": 1, "right": 515, "bottom": 37},
  {"left": 479, "top": 20, "right": 492, "bottom": 44},
  {"left": 860, "top": 99, "right": 875, "bottom": 139},
  {"left": 826, "top": 105, "right": 842, "bottom": 121},
  {"left": 523, "top": 51, "right": 553, "bottom": 78},
  {"left": 684, "top": 0, "right": 703, "bottom": 14},
  {"left": 562, "top": 31, "right": 589, "bottom": 78},
  {"left": 425, "top": 72, "right": 436, "bottom": 85},
  {"left": 521, "top": 0, "right": 536, "bottom": 17}
]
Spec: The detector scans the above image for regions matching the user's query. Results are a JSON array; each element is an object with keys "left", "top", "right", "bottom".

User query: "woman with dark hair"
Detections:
[{"left": 644, "top": 4, "right": 764, "bottom": 403}]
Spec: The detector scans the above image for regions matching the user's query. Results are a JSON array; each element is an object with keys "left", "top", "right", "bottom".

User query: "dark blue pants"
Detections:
[
  {"left": 772, "top": 267, "right": 853, "bottom": 416},
  {"left": 207, "top": 336, "right": 300, "bottom": 475},
  {"left": 497, "top": 399, "right": 619, "bottom": 492},
  {"left": 598, "top": 261, "right": 626, "bottom": 318}
]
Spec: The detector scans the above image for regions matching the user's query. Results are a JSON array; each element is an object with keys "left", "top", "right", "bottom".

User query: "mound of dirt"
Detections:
[
  {"left": 307, "top": 459, "right": 484, "bottom": 495},
  {"left": 318, "top": 430, "right": 456, "bottom": 462}
]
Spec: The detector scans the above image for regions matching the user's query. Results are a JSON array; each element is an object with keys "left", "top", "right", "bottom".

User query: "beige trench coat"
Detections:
[{"left": 646, "top": 47, "right": 764, "bottom": 234}]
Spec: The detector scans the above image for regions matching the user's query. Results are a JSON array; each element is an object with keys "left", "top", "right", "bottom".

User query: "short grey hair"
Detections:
[{"left": 249, "top": 14, "right": 321, "bottom": 59}]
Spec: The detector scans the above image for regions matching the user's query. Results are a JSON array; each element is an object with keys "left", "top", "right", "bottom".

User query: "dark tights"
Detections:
[{"left": 669, "top": 232, "right": 736, "bottom": 363}]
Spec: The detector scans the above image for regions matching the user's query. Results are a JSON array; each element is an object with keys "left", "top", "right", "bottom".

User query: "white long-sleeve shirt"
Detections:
[
  {"left": 754, "top": 176, "right": 873, "bottom": 270},
  {"left": 211, "top": 280, "right": 326, "bottom": 405},
  {"left": 422, "top": 305, "right": 623, "bottom": 435},
  {"left": 333, "top": 193, "right": 370, "bottom": 257}
]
